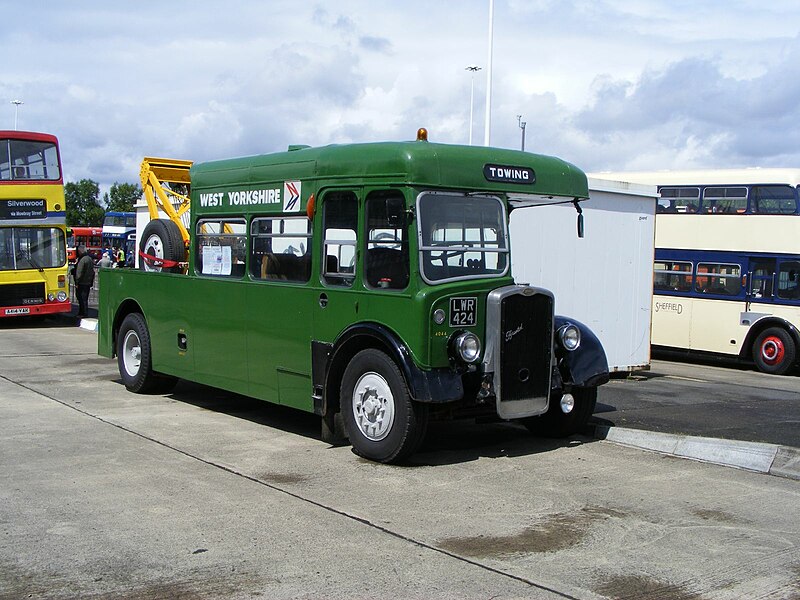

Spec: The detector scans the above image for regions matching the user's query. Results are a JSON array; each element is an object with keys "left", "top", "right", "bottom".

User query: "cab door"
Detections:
[{"left": 311, "top": 189, "right": 362, "bottom": 346}]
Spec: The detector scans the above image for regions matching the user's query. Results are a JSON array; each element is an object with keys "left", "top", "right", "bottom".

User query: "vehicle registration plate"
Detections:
[{"left": 449, "top": 297, "right": 477, "bottom": 327}]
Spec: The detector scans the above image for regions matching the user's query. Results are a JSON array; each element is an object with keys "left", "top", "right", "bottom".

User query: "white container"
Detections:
[{"left": 510, "top": 177, "right": 657, "bottom": 372}]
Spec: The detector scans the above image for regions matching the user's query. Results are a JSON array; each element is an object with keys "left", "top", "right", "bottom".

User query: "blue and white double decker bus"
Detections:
[
  {"left": 596, "top": 168, "right": 800, "bottom": 375},
  {"left": 102, "top": 211, "right": 135, "bottom": 250}
]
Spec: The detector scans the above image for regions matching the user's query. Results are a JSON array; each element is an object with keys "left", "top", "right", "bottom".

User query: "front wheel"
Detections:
[
  {"left": 117, "top": 313, "right": 177, "bottom": 394},
  {"left": 522, "top": 387, "right": 597, "bottom": 438},
  {"left": 752, "top": 327, "right": 797, "bottom": 375},
  {"left": 340, "top": 349, "right": 428, "bottom": 463}
]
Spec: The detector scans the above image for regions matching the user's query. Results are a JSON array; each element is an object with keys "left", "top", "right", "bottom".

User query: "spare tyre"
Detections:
[{"left": 139, "top": 219, "right": 185, "bottom": 273}]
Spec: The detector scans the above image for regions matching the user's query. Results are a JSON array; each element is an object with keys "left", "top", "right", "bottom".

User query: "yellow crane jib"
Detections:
[{"left": 139, "top": 157, "right": 193, "bottom": 246}]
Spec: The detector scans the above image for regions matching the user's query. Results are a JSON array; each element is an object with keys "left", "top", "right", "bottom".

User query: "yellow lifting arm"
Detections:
[{"left": 139, "top": 157, "right": 193, "bottom": 245}]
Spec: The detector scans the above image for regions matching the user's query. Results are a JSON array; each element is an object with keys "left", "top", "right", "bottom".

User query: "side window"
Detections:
[
  {"left": 695, "top": 263, "right": 741, "bottom": 295},
  {"left": 702, "top": 187, "right": 747, "bottom": 214},
  {"left": 658, "top": 187, "right": 700, "bottom": 213},
  {"left": 365, "top": 191, "right": 409, "bottom": 290},
  {"left": 322, "top": 191, "right": 358, "bottom": 287},
  {"left": 777, "top": 261, "right": 800, "bottom": 300},
  {"left": 749, "top": 260, "right": 776, "bottom": 298},
  {"left": 653, "top": 261, "right": 692, "bottom": 292},
  {"left": 195, "top": 219, "right": 246, "bottom": 278},
  {"left": 751, "top": 185, "right": 797, "bottom": 214},
  {"left": 250, "top": 217, "right": 311, "bottom": 282}
]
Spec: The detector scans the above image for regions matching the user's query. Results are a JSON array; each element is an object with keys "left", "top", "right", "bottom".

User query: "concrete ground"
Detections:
[{"left": 1, "top": 320, "right": 799, "bottom": 599}]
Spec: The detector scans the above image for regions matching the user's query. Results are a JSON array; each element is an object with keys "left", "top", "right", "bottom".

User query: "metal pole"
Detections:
[
  {"left": 11, "top": 100, "right": 23, "bottom": 130},
  {"left": 517, "top": 115, "right": 527, "bottom": 151},
  {"left": 465, "top": 65, "right": 481, "bottom": 145},
  {"left": 483, "top": 0, "right": 494, "bottom": 146}
]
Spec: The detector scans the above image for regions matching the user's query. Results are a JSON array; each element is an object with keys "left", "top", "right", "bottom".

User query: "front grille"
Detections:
[
  {"left": 499, "top": 292, "right": 553, "bottom": 402},
  {"left": 0, "top": 282, "right": 45, "bottom": 307}
]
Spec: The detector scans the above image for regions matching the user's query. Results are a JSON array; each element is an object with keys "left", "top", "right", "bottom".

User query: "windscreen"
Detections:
[
  {"left": 0, "top": 227, "right": 66, "bottom": 270},
  {"left": 417, "top": 192, "right": 508, "bottom": 283}
]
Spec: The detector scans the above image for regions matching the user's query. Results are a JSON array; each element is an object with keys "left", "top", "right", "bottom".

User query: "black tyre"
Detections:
[
  {"left": 117, "top": 313, "right": 177, "bottom": 394},
  {"left": 139, "top": 219, "right": 185, "bottom": 273},
  {"left": 752, "top": 327, "right": 797, "bottom": 375},
  {"left": 522, "top": 387, "right": 597, "bottom": 438},
  {"left": 340, "top": 349, "right": 428, "bottom": 463}
]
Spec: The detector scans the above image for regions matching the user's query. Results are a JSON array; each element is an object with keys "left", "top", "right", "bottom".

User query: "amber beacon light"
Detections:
[{"left": 416, "top": 128, "right": 428, "bottom": 142}]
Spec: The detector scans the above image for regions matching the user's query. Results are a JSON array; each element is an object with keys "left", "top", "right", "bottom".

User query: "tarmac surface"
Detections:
[
  {"left": 595, "top": 358, "right": 800, "bottom": 448},
  {"left": 1, "top": 313, "right": 799, "bottom": 599},
  {"left": 591, "top": 358, "right": 800, "bottom": 479}
]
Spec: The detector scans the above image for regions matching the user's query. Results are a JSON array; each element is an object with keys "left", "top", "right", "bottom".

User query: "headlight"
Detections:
[
  {"left": 558, "top": 324, "right": 581, "bottom": 351},
  {"left": 451, "top": 331, "right": 481, "bottom": 363},
  {"left": 57, "top": 291, "right": 68, "bottom": 302},
  {"left": 48, "top": 293, "right": 55, "bottom": 301}
]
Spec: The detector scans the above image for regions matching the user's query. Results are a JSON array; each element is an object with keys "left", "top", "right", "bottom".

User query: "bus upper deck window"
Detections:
[
  {"left": 659, "top": 187, "right": 700, "bottom": 213},
  {"left": 751, "top": 185, "right": 797, "bottom": 214},
  {"left": 702, "top": 187, "right": 747, "bottom": 214}
]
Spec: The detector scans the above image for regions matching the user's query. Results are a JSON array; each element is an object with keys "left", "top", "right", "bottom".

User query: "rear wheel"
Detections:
[
  {"left": 752, "top": 327, "right": 796, "bottom": 375},
  {"left": 117, "top": 313, "right": 177, "bottom": 394},
  {"left": 340, "top": 349, "right": 428, "bottom": 463},
  {"left": 139, "top": 219, "right": 185, "bottom": 273},
  {"left": 522, "top": 387, "right": 597, "bottom": 437}
]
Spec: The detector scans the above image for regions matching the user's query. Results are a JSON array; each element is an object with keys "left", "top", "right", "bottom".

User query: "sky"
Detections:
[{"left": 3, "top": 1, "right": 800, "bottom": 192}]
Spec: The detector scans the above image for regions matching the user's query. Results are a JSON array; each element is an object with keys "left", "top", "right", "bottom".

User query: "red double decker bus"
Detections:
[{"left": 67, "top": 226, "right": 104, "bottom": 263}]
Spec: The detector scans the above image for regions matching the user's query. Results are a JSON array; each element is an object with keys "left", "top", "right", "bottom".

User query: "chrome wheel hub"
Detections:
[
  {"left": 122, "top": 330, "right": 142, "bottom": 377},
  {"left": 352, "top": 372, "right": 395, "bottom": 441}
]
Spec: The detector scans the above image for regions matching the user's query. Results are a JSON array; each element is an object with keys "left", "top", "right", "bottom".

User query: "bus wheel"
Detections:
[
  {"left": 139, "top": 219, "right": 184, "bottom": 273},
  {"left": 340, "top": 349, "right": 428, "bottom": 463},
  {"left": 117, "top": 313, "right": 176, "bottom": 394},
  {"left": 522, "top": 387, "right": 597, "bottom": 438},
  {"left": 753, "top": 327, "right": 796, "bottom": 375}
]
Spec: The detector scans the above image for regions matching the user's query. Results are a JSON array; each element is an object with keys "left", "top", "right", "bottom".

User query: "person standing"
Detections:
[{"left": 73, "top": 245, "right": 95, "bottom": 318}]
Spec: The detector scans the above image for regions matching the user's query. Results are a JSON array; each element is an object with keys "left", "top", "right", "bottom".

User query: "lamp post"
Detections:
[
  {"left": 465, "top": 65, "right": 482, "bottom": 145},
  {"left": 483, "top": 0, "right": 494, "bottom": 146},
  {"left": 11, "top": 100, "right": 23, "bottom": 130},
  {"left": 517, "top": 114, "right": 527, "bottom": 151}
]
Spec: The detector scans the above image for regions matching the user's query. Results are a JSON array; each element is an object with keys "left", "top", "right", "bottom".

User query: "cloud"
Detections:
[
  {"left": 4, "top": 1, "right": 800, "bottom": 187},
  {"left": 359, "top": 36, "right": 392, "bottom": 54},
  {"left": 570, "top": 33, "right": 800, "bottom": 169}
]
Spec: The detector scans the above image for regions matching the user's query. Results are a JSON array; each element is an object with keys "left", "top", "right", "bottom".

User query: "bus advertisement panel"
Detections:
[
  {"left": 596, "top": 169, "right": 800, "bottom": 375},
  {"left": 0, "top": 131, "right": 71, "bottom": 317},
  {"left": 99, "top": 132, "right": 610, "bottom": 463}
]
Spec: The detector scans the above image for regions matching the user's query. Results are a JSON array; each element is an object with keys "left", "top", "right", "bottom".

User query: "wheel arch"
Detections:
[
  {"left": 739, "top": 316, "right": 800, "bottom": 361},
  {"left": 553, "top": 315, "right": 610, "bottom": 388},
  {"left": 111, "top": 299, "right": 146, "bottom": 358},
  {"left": 321, "top": 322, "right": 463, "bottom": 418}
]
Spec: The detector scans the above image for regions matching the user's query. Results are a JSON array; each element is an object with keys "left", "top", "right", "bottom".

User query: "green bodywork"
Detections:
[{"left": 98, "top": 139, "right": 588, "bottom": 414}]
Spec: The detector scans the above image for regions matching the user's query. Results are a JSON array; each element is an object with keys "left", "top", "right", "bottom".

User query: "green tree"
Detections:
[
  {"left": 104, "top": 182, "right": 141, "bottom": 213},
  {"left": 65, "top": 179, "right": 104, "bottom": 226}
]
